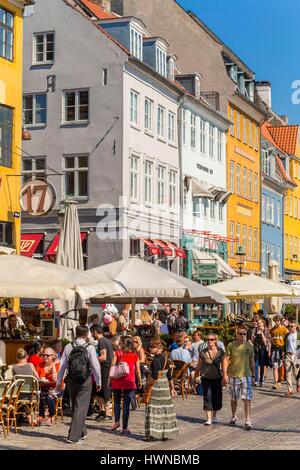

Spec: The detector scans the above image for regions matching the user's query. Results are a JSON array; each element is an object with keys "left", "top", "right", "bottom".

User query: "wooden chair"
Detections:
[
  {"left": 12, "top": 375, "right": 40, "bottom": 428},
  {"left": 172, "top": 360, "right": 191, "bottom": 400},
  {"left": 55, "top": 395, "right": 64, "bottom": 423},
  {"left": 0, "top": 381, "right": 10, "bottom": 438},
  {"left": 4, "top": 379, "right": 25, "bottom": 434}
]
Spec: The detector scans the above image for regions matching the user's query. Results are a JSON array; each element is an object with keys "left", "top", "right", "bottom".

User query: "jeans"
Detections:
[
  {"left": 112, "top": 389, "right": 134, "bottom": 430},
  {"left": 255, "top": 348, "right": 268, "bottom": 383},
  {"left": 39, "top": 394, "right": 55, "bottom": 418}
]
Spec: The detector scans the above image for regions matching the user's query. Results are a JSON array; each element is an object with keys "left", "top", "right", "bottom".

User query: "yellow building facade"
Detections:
[{"left": 227, "top": 97, "right": 264, "bottom": 275}]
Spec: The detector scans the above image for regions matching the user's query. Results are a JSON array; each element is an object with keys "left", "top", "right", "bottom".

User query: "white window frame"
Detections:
[
  {"left": 254, "top": 228, "right": 258, "bottom": 261},
  {"left": 169, "top": 169, "right": 177, "bottom": 209},
  {"left": 157, "top": 105, "right": 165, "bottom": 139},
  {"left": 229, "top": 222, "right": 234, "bottom": 256},
  {"left": 130, "top": 90, "right": 139, "bottom": 127},
  {"left": 249, "top": 169, "right": 253, "bottom": 200},
  {"left": 217, "top": 129, "right": 223, "bottom": 162},
  {"left": 262, "top": 194, "right": 266, "bottom": 222},
  {"left": 262, "top": 241, "right": 266, "bottom": 271},
  {"left": 158, "top": 165, "right": 166, "bottom": 207},
  {"left": 218, "top": 202, "right": 224, "bottom": 222},
  {"left": 199, "top": 119, "right": 206, "bottom": 154},
  {"left": 277, "top": 201, "right": 281, "bottom": 228},
  {"left": 33, "top": 31, "right": 55, "bottom": 65},
  {"left": 229, "top": 107, "right": 234, "bottom": 136},
  {"left": 23, "top": 93, "right": 47, "bottom": 127},
  {"left": 130, "top": 27, "right": 143, "bottom": 60},
  {"left": 144, "top": 160, "right": 153, "bottom": 204},
  {"left": 236, "top": 164, "right": 241, "bottom": 195},
  {"left": 243, "top": 117, "right": 247, "bottom": 144},
  {"left": 248, "top": 227, "right": 253, "bottom": 259},
  {"left": 144, "top": 98, "right": 153, "bottom": 133},
  {"left": 254, "top": 174, "right": 258, "bottom": 202},
  {"left": 230, "top": 161, "right": 235, "bottom": 193},
  {"left": 236, "top": 112, "right": 241, "bottom": 140},
  {"left": 63, "top": 89, "right": 89, "bottom": 124},
  {"left": 243, "top": 167, "right": 247, "bottom": 198},
  {"left": 130, "top": 155, "right": 139, "bottom": 201},
  {"left": 242, "top": 225, "right": 247, "bottom": 254},
  {"left": 22, "top": 156, "right": 47, "bottom": 184},
  {"left": 209, "top": 124, "right": 215, "bottom": 158},
  {"left": 190, "top": 113, "right": 196, "bottom": 149},
  {"left": 156, "top": 47, "right": 167, "bottom": 77},
  {"left": 168, "top": 111, "right": 176, "bottom": 144},
  {"left": 182, "top": 109, "right": 187, "bottom": 146},
  {"left": 63, "top": 154, "right": 89, "bottom": 200},
  {"left": 249, "top": 120, "right": 253, "bottom": 147}
]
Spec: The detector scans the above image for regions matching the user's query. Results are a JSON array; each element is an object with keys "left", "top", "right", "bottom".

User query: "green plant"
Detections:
[{"left": 284, "top": 305, "right": 296, "bottom": 316}]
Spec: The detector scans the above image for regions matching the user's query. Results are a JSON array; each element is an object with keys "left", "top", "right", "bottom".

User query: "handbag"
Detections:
[
  {"left": 142, "top": 354, "right": 168, "bottom": 404},
  {"left": 109, "top": 352, "right": 130, "bottom": 380}
]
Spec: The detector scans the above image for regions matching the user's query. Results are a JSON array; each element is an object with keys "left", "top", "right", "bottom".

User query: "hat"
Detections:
[
  {"left": 103, "top": 314, "right": 113, "bottom": 325},
  {"left": 134, "top": 319, "right": 142, "bottom": 327}
]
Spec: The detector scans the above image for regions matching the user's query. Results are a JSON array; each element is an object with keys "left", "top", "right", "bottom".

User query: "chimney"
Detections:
[
  {"left": 280, "top": 115, "right": 289, "bottom": 124},
  {"left": 256, "top": 80, "right": 272, "bottom": 108},
  {"left": 90, "top": 0, "right": 111, "bottom": 11}
]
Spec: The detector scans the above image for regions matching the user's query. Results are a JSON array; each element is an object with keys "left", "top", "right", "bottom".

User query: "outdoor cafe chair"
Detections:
[
  {"left": 171, "top": 360, "right": 191, "bottom": 400},
  {"left": 4, "top": 379, "right": 25, "bottom": 434},
  {"left": 0, "top": 381, "right": 10, "bottom": 438},
  {"left": 12, "top": 375, "right": 40, "bottom": 428},
  {"left": 54, "top": 395, "right": 64, "bottom": 423}
]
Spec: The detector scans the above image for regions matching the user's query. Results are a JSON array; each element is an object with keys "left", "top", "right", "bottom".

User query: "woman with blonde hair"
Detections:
[
  {"left": 133, "top": 336, "right": 146, "bottom": 363},
  {"left": 12, "top": 348, "right": 39, "bottom": 378},
  {"left": 141, "top": 310, "right": 153, "bottom": 325},
  {"left": 36, "top": 347, "right": 60, "bottom": 424}
]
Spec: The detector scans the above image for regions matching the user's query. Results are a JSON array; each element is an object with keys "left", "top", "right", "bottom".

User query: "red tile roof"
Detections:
[
  {"left": 261, "top": 122, "right": 280, "bottom": 148},
  {"left": 79, "top": 0, "right": 116, "bottom": 19},
  {"left": 275, "top": 155, "right": 296, "bottom": 186},
  {"left": 268, "top": 125, "right": 299, "bottom": 155}
]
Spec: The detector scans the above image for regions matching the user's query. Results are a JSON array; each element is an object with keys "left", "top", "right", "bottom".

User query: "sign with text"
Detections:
[{"left": 20, "top": 180, "right": 56, "bottom": 217}]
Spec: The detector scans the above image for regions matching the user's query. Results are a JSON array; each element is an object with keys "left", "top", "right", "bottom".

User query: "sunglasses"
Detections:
[
  {"left": 42, "top": 354, "right": 53, "bottom": 358},
  {"left": 238, "top": 333, "right": 247, "bottom": 336},
  {"left": 207, "top": 338, "right": 216, "bottom": 341}
]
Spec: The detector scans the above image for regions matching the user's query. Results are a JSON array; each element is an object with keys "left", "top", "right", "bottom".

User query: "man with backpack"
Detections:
[
  {"left": 57, "top": 326, "right": 101, "bottom": 444},
  {"left": 174, "top": 311, "right": 190, "bottom": 332}
]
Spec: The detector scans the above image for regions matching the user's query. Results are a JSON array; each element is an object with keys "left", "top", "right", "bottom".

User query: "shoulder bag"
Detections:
[
  {"left": 109, "top": 352, "right": 130, "bottom": 380},
  {"left": 142, "top": 353, "right": 168, "bottom": 405}
]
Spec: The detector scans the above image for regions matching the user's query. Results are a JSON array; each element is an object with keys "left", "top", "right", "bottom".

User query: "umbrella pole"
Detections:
[{"left": 131, "top": 298, "right": 136, "bottom": 328}]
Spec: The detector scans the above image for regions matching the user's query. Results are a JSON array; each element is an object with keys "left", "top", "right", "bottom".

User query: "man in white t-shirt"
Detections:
[
  {"left": 3, "top": 311, "right": 25, "bottom": 332},
  {"left": 284, "top": 317, "right": 300, "bottom": 395}
]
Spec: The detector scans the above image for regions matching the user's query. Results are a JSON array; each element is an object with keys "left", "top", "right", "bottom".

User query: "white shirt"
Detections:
[
  {"left": 4, "top": 316, "right": 25, "bottom": 330},
  {"left": 287, "top": 332, "right": 297, "bottom": 354}
]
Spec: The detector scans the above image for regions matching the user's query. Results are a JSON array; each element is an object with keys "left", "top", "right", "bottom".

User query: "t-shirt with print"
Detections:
[
  {"left": 270, "top": 325, "right": 289, "bottom": 349},
  {"left": 226, "top": 340, "right": 254, "bottom": 378}
]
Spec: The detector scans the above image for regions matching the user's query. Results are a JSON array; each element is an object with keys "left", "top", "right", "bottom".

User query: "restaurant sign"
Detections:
[
  {"left": 197, "top": 263, "right": 218, "bottom": 281},
  {"left": 20, "top": 179, "right": 56, "bottom": 217}
]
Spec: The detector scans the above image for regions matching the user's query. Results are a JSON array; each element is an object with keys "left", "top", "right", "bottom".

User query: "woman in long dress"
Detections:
[{"left": 144, "top": 338, "right": 178, "bottom": 441}]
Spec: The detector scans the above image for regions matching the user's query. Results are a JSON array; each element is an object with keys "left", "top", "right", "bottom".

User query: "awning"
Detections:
[
  {"left": 153, "top": 240, "right": 173, "bottom": 257},
  {"left": 192, "top": 249, "right": 236, "bottom": 279},
  {"left": 210, "top": 252, "right": 238, "bottom": 278},
  {"left": 165, "top": 241, "right": 187, "bottom": 259},
  {"left": 45, "top": 232, "right": 87, "bottom": 261},
  {"left": 191, "top": 177, "right": 213, "bottom": 198},
  {"left": 140, "top": 238, "right": 161, "bottom": 256},
  {"left": 20, "top": 233, "right": 44, "bottom": 258}
]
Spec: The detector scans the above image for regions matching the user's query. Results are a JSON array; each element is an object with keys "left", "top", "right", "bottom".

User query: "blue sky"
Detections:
[{"left": 178, "top": 0, "right": 300, "bottom": 124}]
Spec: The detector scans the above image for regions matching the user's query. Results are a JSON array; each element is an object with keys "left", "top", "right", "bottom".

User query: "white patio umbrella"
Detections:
[
  {"left": 264, "top": 261, "right": 283, "bottom": 314},
  {"left": 0, "top": 253, "right": 124, "bottom": 301},
  {"left": 209, "top": 274, "right": 295, "bottom": 300},
  {"left": 88, "top": 257, "right": 228, "bottom": 305}
]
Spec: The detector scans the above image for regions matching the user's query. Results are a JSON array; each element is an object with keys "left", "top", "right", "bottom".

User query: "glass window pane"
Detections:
[
  {"left": 65, "top": 173, "right": 75, "bottom": 196},
  {"left": 23, "top": 95, "right": 33, "bottom": 110},
  {"left": 66, "top": 107, "right": 75, "bottom": 122},
  {"left": 0, "top": 9, "right": 5, "bottom": 24},
  {"left": 23, "top": 159, "right": 32, "bottom": 171},
  {"left": 78, "top": 171, "right": 88, "bottom": 196},
  {"left": 78, "top": 156, "right": 88, "bottom": 168},
  {"left": 36, "top": 158, "right": 45, "bottom": 171},
  {"left": 79, "top": 105, "right": 88, "bottom": 121},
  {"left": 35, "top": 109, "right": 46, "bottom": 124},
  {"left": 6, "top": 13, "right": 13, "bottom": 28},
  {"left": 24, "top": 110, "right": 33, "bottom": 125},
  {"left": 79, "top": 90, "right": 89, "bottom": 105},
  {"left": 35, "top": 34, "right": 44, "bottom": 44},
  {"left": 65, "top": 157, "right": 74, "bottom": 169},
  {"left": 35, "top": 94, "right": 46, "bottom": 109},
  {"left": 65, "top": 92, "right": 75, "bottom": 106}
]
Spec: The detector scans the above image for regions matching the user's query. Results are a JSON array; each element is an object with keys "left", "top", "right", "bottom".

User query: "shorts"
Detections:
[
  {"left": 229, "top": 377, "right": 253, "bottom": 401},
  {"left": 92, "top": 366, "right": 112, "bottom": 402},
  {"left": 270, "top": 347, "right": 283, "bottom": 369}
]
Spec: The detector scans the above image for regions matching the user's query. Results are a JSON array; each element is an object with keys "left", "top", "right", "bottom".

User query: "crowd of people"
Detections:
[{"left": 3, "top": 306, "right": 300, "bottom": 443}]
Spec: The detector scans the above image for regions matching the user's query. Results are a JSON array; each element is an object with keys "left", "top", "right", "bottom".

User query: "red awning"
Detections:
[
  {"left": 153, "top": 240, "right": 174, "bottom": 257},
  {"left": 165, "top": 241, "right": 187, "bottom": 259},
  {"left": 140, "top": 237, "right": 161, "bottom": 256},
  {"left": 45, "top": 232, "right": 87, "bottom": 261},
  {"left": 20, "top": 233, "right": 44, "bottom": 258}
]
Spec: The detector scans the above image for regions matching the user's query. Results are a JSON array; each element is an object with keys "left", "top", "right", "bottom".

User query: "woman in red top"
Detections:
[
  {"left": 110, "top": 337, "right": 142, "bottom": 434},
  {"left": 36, "top": 347, "right": 60, "bottom": 424},
  {"left": 28, "top": 341, "right": 44, "bottom": 368}
]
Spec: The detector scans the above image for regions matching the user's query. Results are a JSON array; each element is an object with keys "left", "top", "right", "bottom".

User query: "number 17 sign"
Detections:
[{"left": 20, "top": 179, "right": 56, "bottom": 217}]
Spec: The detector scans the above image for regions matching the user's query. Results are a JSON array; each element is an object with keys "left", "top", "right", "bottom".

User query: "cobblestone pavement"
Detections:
[{"left": 0, "top": 380, "right": 299, "bottom": 450}]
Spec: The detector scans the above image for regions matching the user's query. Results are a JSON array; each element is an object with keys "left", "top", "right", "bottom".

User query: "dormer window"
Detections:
[
  {"left": 130, "top": 27, "right": 143, "bottom": 60},
  {"left": 167, "top": 56, "right": 175, "bottom": 80},
  {"left": 156, "top": 47, "right": 167, "bottom": 77},
  {"left": 238, "top": 74, "right": 246, "bottom": 95},
  {"left": 230, "top": 65, "right": 238, "bottom": 83},
  {"left": 247, "top": 81, "right": 255, "bottom": 102}
]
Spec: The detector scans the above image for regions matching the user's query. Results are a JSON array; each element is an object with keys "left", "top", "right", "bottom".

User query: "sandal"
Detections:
[{"left": 110, "top": 422, "right": 120, "bottom": 431}]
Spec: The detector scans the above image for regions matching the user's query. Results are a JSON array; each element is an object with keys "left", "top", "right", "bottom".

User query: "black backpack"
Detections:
[
  {"left": 175, "top": 316, "right": 188, "bottom": 331},
  {"left": 68, "top": 342, "right": 91, "bottom": 384}
]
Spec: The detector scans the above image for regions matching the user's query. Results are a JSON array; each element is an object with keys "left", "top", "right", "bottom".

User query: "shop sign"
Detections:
[
  {"left": 20, "top": 180, "right": 56, "bottom": 217},
  {"left": 197, "top": 263, "right": 218, "bottom": 281}
]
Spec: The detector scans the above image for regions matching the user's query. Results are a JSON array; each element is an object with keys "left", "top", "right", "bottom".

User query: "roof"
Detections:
[
  {"left": 78, "top": 0, "right": 116, "bottom": 19},
  {"left": 268, "top": 125, "right": 299, "bottom": 155},
  {"left": 275, "top": 155, "right": 296, "bottom": 186},
  {"left": 261, "top": 122, "right": 280, "bottom": 148}
]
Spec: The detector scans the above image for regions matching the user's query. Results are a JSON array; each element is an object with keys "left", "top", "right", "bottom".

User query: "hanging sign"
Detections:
[{"left": 20, "top": 179, "right": 56, "bottom": 217}]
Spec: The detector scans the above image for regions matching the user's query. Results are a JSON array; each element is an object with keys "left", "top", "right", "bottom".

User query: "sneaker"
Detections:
[
  {"left": 258, "top": 382, "right": 263, "bottom": 388},
  {"left": 81, "top": 435, "right": 87, "bottom": 440},
  {"left": 110, "top": 422, "right": 120, "bottom": 431},
  {"left": 212, "top": 417, "right": 219, "bottom": 423},
  {"left": 66, "top": 438, "right": 84, "bottom": 444},
  {"left": 95, "top": 411, "right": 105, "bottom": 421},
  {"left": 229, "top": 417, "right": 237, "bottom": 426},
  {"left": 204, "top": 420, "right": 212, "bottom": 426},
  {"left": 254, "top": 382, "right": 259, "bottom": 387},
  {"left": 103, "top": 415, "right": 113, "bottom": 421},
  {"left": 244, "top": 422, "right": 252, "bottom": 431}
]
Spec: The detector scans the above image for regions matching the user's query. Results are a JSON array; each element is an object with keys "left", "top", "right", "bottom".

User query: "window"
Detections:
[
  {"left": 156, "top": 47, "right": 167, "bottom": 77},
  {"left": 144, "top": 98, "right": 153, "bottom": 132},
  {"left": 290, "top": 236, "right": 293, "bottom": 261},
  {"left": 266, "top": 196, "right": 270, "bottom": 223},
  {"left": 243, "top": 117, "right": 247, "bottom": 144},
  {"left": 285, "top": 234, "right": 288, "bottom": 259},
  {"left": 0, "top": 7, "right": 14, "bottom": 61},
  {"left": 242, "top": 225, "right": 247, "bottom": 254},
  {"left": 130, "top": 238, "right": 140, "bottom": 256},
  {"left": 169, "top": 170, "right": 177, "bottom": 208},
  {"left": 254, "top": 228, "right": 258, "bottom": 260},
  {"left": 236, "top": 223, "right": 241, "bottom": 248},
  {"left": 191, "top": 114, "right": 196, "bottom": 149},
  {"left": 230, "top": 161, "right": 235, "bottom": 193},
  {"left": 295, "top": 197, "right": 298, "bottom": 218},
  {"left": 182, "top": 109, "right": 187, "bottom": 145},
  {"left": 248, "top": 227, "right": 253, "bottom": 259},
  {"left": 290, "top": 195, "right": 293, "bottom": 216},
  {"left": 249, "top": 120, "right": 253, "bottom": 147},
  {"left": 63, "top": 90, "right": 89, "bottom": 123},
  {"left": 33, "top": 32, "right": 55, "bottom": 64},
  {"left": 298, "top": 199, "right": 300, "bottom": 220},
  {"left": 254, "top": 174, "right": 258, "bottom": 201},
  {"left": 22, "top": 156, "right": 46, "bottom": 184},
  {"left": 130, "top": 28, "right": 142, "bottom": 60},
  {"left": 23, "top": 94, "right": 46, "bottom": 127},
  {"left": 236, "top": 164, "right": 241, "bottom": 195},
  {"left": 157, "top": 106, "right": 165, "bottom": 138},
  {"left": 130, "top": 155, "right": 139, "bottom": 200},
  {"left": 193, "top": 197, "right": 200, "bottom": 217},
  {"left": 64, "top": 155, "right": 88, "bottom": 198},
  {"left": 218, "top": 203, "right": 224, "bottom": 221},
  {"left": 130, "top": 90, "right": 139, "bottom": 126},
  {"left": 277, "top": 246, "right": 281, "bottom": 274},
  {"left": 271, "top": 198, "right": 275, "bottom": 225},
  {"left": 210, "top": 200, "right": 216, "bottom": 219},
  {"left": 144, "top": 160, "right": 153, "bottom": 204},
  {"left": 236, "top": 112, "right": 241, "bottom": 140},
  {"left": 217, "top": 129, "right": 223, "bottom": 162},
  {"left": 262, "top": 150, "right": 268, "bottom": 174},
  {"left": 254, "top": 125, "right": 258, "bottom": 150},
  {"left": 262, "top": 194, "right": 266, "bottom": 222},
  {"left": 249, "top": 170, "right": 253, "bottom": 200},
  {"left": 294, "top": 238, "right": 298, "bottom": 260},
  {"left": 266, "top": 243, "right": 270, "bottom": 265},
  {"left": 0, "top": 104, "right": 13, "bottom": 168},
  {"left": 0, "top": 221, "right": 13, "bottom": 247},
  {"left": 199, "top": 119, "right": 206, "bottom": 154},
  {"left": 158, "top": 165, "right": 166, "bottom": 206},
  {"left": 168, "top": 112, "right": 176, "bottom": 143},
  {"left": 202, "top": 198, "right": 209, "bottom": 218},
  {"left": 229, "top": 222, "right": 234, "bottom": 256},
  {"left": 209, "top": 124, "right": 215, "bottom": 158},
  {"left": 229, "top": 107, "right": 234, "bottom": 136},
  {"left": 262, "top": 242, "right": 266, "bottom": 272},
  {"left": 243, "top": 167, "right": 247, "bottom": 198},
  {"left": 102, "top": 68, "right": 108, "bottom": 86}
]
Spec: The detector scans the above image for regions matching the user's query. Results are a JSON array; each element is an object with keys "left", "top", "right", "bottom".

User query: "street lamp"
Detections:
[{"left": 235, "top": 245, "right": 246, "bottom": 277}]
